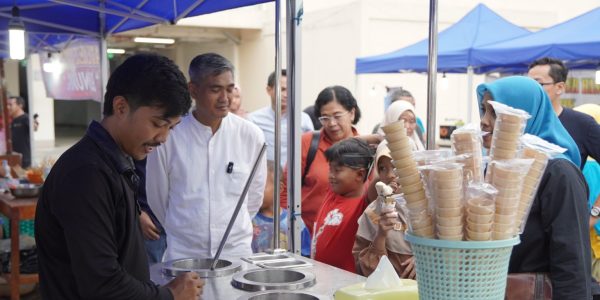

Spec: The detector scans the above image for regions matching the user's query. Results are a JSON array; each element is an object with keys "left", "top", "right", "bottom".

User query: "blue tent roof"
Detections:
[
  {"left": 472, "top": 7, "right": 600, "bottom": 72},
  {"left": 0, "top": 0, "right": 271, "bottom": 36},
  {"left": 0, "top": 0, "right": 272, "bottom": 56},
  {"left": 355, "top": 4, "right": 530, "bottom": 74}
]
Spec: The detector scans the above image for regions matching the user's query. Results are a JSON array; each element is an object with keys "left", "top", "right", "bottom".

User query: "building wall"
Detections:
[{"left": 27, "top": 53, "right": 56, "bottom": 150}]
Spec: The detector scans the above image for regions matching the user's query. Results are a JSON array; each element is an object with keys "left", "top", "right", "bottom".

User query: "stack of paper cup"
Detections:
[
  {"left": 382, "top": 120, "right": 433, "bottom": 238},
  {"left": 465, "top": 197, "right": 494, "bottom": 241},
  {"left": 452, "top": 131, "right": 484, "bottom": 183},
  {"left": 516, "top": 148, "right": 549, "bottom": 230},
  {"left": 489, "top": 163, "right": 523, "bottom": 240},
  {"left": 490, "top": 113, "right": 526, "bottom": 161},
  {"left": 432, "top": 166, "right": 464, "bottom": 241}
]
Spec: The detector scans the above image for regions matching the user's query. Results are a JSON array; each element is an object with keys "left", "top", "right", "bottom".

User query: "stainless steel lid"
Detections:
[
  {"left": 231, "top": 269, "right": 316, "bottom": 292},
  {"left": 161, "top": 258, "right": 242, "bottom": 278}
]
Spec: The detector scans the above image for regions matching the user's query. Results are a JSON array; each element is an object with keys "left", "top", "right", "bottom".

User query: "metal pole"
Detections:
[
  {"left": 286, "top": 0, "right": 303, "bottom": 254},
  {"left": 272, "top": 0, "right": 282, "bottom": 250},
  {"left": 426, "top": 0, "right": 438, "bottom": 150},
  {"left": 100, "top": 1, "right": 108, "bottom": 116},
  {"left": 466, "top": 66, "right": 474, "bottom": 124},
  {"left": 211, "top": 144, "right": 267, "bottom": 269}
]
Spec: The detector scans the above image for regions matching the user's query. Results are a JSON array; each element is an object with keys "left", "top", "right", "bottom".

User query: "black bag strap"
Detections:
[{"left": 302, "top": 131, "right": 321, "bottom": 186}]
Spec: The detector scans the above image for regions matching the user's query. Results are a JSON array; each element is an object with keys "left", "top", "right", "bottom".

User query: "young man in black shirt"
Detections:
[
  {"left": 34, "top": 53, "right": 203, "bottom": 300},
  {"left": 7, "top": 96, "right": 31, "bottom": 168},
  {"left": 528, "top": 57, "right": 600, "bottom": 169}
]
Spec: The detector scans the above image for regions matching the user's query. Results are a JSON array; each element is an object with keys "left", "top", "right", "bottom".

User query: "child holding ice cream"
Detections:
[{"left": 353, "top": 143, "right": 415, "bottom": 278}]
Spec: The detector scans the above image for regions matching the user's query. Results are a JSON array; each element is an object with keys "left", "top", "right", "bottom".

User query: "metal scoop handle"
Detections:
[{"left": 210, "top": 143, "right": 267, "bottom": 270}]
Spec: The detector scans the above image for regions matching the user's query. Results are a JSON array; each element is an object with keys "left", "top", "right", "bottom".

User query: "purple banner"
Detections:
[{"left": 40, "top": 38, "right": 102, "bottom": 102}]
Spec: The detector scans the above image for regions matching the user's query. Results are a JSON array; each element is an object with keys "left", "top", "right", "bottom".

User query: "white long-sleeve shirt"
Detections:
[
  {"left": 146, "top": 113, "right": 267, "bottom": 261},
  {"left": 248, "top": 106, "right": 314, "bottom": 168}
]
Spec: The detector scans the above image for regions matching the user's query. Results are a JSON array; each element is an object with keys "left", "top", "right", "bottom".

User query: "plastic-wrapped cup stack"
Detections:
[
  {"left": 489, "top": 163, "right": 522, "bottom": 240},
  {"left": 432, "top": 166, "right": 464, "bottom": 241},
  {"left": 490, "top": 113, "right": 526, "bottom": 161},
  {"left": 517, "top": 148, "right": 549, "bottom": 229},
  {"left": 382, "top": 120, "right": 433, "bottom": 238},
  {"left": 465, "top": 197, "right": 494, "bottom": 241},
  {"left": 451, "top": 131, "right": 484, "bottom": 183}
]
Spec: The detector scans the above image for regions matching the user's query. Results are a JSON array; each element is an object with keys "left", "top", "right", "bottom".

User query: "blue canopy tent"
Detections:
[
  {"left": 0, "top": 0, "right": 271, "bottom": 56},
  {"left": 472, "top": 7, "right": 600, "bottom": 72},
  {"left": 355, "top": 3, "right": 530, "bottom": 74}
]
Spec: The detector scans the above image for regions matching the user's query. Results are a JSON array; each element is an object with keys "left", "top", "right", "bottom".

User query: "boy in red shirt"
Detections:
[{"left": 312, "top": 138, "right": 373, "bottom": 273}]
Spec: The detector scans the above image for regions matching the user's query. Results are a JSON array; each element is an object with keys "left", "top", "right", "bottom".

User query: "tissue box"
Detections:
[{"left": 334, "top": 280, "right": 419, "bottom": 300}]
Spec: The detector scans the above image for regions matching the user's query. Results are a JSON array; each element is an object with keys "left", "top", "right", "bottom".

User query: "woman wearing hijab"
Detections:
[
  {"left": 378, "top": 100, "right": 425, "bottom": 151},
  {"left": 574, "top": 104, "right": 600, "bottom": 281},
  {"left": 353, "top": 144, "right": 415, "bottom": 278},
  {"left": 478, "top": 76, "right": 591, "bottom": 299}
]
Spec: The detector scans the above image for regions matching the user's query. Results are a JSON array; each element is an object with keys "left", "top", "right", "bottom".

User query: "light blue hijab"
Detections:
[{"left": 476, "top": 76, "right": 581, "bottom": 167}]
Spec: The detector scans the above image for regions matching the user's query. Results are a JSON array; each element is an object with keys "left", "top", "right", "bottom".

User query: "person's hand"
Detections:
[
  {"left": 400, "top": 256, "right": 416, "bottom": 279},
  {"left": 139, "top": 211, "right": 160, "bottom": 240},
  {"left": 388, "top": 181, "right": 400, "bottom": 194},
  {"left": 166, "top": 272, "right": 204, "bottom": 300},
  {"left": 375, "top": 209, "right": 398, "bottom": 238},
  {"left": 355, "top": 134, "right": 384, "bottom": 147}
]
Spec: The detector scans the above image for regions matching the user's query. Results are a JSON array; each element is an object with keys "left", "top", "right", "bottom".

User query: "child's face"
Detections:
[
  {"left": 328, "top": 162, "right": 365, "bottom": 196},
  {"left": 377, "top": 156, "right": 397, "bottom": 185}
]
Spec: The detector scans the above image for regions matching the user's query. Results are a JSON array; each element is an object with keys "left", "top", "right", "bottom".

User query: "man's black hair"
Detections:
[
  {"left": 103, "top": 53, "right": 191, "bottom": 117},
  {"left": 325, "top": 138, "right": 373, "bottom": 181},
  {"left": 9, "top": 96, "right": 25, "bottom": 107},
  {"left": 314, "top": 86, "right": 361, "bottom": 125},
  {"left": 267, "top": 69, "right": 287, "bottom": 88},
  {"left": 389, "top": 88, "right": 413, "bottom": 102},
  {"left": 528, "top": 57, "right": 568, "bottom": 83},
  {"left": 189, "top": 53, "right": 234, "bottom": 84}
]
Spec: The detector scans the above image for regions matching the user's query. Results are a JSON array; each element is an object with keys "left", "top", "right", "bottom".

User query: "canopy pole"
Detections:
[
  {"left": 286, "top": 0, "right": 302, "bottom": 254},
  {"left": 467, "top": 66, "right": 474, "bottom": 124},
  {"left": 273, "top": 0, "right": 282, "bottom": 251},
  {"left": 100, "top": 1, "right": 108, "bottom": 117},
  {"left": 426, "top": 0, "right": 439, "bottom": 150}
]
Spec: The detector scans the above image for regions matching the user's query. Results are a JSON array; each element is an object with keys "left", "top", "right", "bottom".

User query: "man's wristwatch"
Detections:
[{"left": 591, "top": 206, "right": 600, "bottom": 217}]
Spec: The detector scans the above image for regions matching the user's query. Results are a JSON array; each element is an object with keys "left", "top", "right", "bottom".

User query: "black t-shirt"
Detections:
[
  {"left": 558, "top": 107, "right": 600, "bottom": 169},
  {"left": 10, "top": 114, "right": 31, "bottom": 168},
  {"left": 509, "top": 159, "right": 591, "bottom": 299}
]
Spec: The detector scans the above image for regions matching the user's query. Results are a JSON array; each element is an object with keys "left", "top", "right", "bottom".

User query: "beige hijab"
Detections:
[
  {"left": 379, "top": 100, "right": 425, "bottom": 151},
  {"left": 356, "top": 143, "right": 412, "bottom": 254}
]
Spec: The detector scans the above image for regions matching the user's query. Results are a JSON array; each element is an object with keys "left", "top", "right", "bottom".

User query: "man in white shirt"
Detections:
[
  {"left": 146, "top": 53, "right": 267, "bottom": 261},
  {"left": 248, "top": 69, "right": 314, "bottom": 168}
]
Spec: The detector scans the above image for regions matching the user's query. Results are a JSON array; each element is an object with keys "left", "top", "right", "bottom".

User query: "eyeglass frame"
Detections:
[{"left": 318, "top": 110, "right": 350, "bottom": 125}]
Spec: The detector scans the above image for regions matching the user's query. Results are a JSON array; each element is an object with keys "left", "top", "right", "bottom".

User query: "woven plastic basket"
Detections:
[{"left": 405, "top": 234, "right": 520, "bottom": 300}]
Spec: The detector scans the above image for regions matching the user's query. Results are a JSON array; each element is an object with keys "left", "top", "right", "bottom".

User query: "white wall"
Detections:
[
  {"left": 27, "top": 54, "right": 56, "bottom": 158},
  {"left": 4, "top": 60, "right": 20, "bottom": 97}
]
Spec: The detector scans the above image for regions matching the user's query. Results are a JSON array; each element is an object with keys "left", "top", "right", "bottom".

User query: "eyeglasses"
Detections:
[{"left": 318, "top": 111, "right": 350, "bottom": 125}]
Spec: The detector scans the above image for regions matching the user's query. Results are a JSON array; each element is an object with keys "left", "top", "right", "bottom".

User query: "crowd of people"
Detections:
[{"left": 28, "top": 52, "right": 600, "bottom": 300}]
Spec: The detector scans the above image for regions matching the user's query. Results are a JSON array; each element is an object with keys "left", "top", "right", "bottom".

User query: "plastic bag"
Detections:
[
  {"left": 485, "top": 159, "right": 534, "bottom": 240},
  {"left": 451, "top": 124, "right": 485, "bottom": 183},
  {"left": 488, "top": 101, "right": 531, "bottom": 161},
  {"left": 464, "top": 182, "right": 498, "bottom": 241}
]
